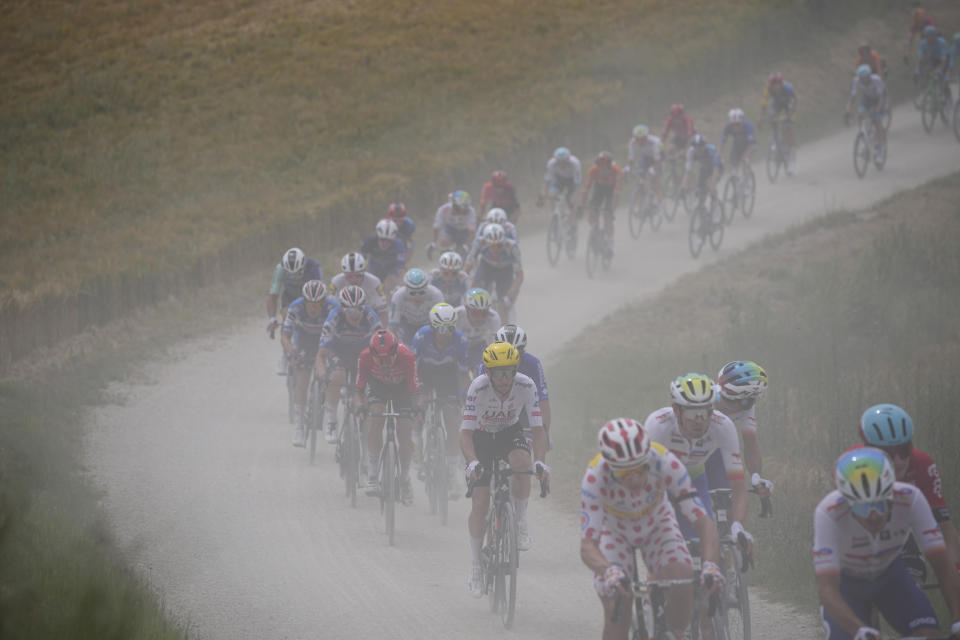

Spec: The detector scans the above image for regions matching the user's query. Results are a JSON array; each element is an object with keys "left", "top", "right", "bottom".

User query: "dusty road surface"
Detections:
[{"left": 86, "top": 103, "right": 959, "bottom": 639}]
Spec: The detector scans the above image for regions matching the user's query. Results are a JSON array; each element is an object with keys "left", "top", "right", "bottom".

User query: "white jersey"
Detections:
[
  {"left": 813, "top": 483, "right": 945, "bottom": 579},
  {"left": 454, "top": 306, "right": 501, "bottom": 347},
  {"left": 469, "top": 221, "right": 518, "bottom": 257},
  {"left": 850, "top": 74, "right": 886, "bottom": 101},
  {"left": 627, "top": 135, "right": 663, "bottom": 165},
  {"left": 643, "top": 407, "right": 744, "bottom": 478},
  {"left": 461, "top": 373, "right": 541, "bottom": 434},
  {"left": 433, "top": 202, "right": 477, "bottom": 232},
  {"left": 722, "top": 405, "right": 758, "bottom": 436},
  {"left": 544, "top": 156, "right": 582, "bottom": 184},
  {"left": 388, "top": 285, "right": 444, "bottom": 329},
  {"left": 329, "top": 272, "right": 388, "bottom": 315}
]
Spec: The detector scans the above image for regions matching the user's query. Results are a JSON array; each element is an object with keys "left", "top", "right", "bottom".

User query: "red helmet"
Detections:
[
  {"left": 369, "top": 329, "right": 399, "bottom": 361},
  {"left": 387, "top": 202, "right": 406, "bottom": 219},
  {"left": 768, "top": 72, "right": 784, "bottom": 86},
  {"left": 491, "top": 170, "right": 508, "bottom": 187},
  {"left": 669, "top": 103, "right": 685, "bottom": 116}
]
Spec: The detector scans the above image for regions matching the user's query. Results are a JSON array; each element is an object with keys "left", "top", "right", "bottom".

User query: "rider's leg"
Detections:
[
  {"left": 365, "top": 400, "right": 386, "bottom": 479},
  {"left": 594, "top": 532, "right": 634, "bottom": 640},
  {"left": 325, "top": 366, "right": 345, "bottom": 430},
  {"left": 397, "top": 417, "right": 413, "bottom": 479}
]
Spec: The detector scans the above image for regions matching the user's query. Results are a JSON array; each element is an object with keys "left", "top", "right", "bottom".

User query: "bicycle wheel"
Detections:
[
  {"left": 342, "top": 417, "right": 359, "bottom": 507},
  {"left": 307, "top": 377, "right": 323, "bottom": 464},
  {"left": 662, "top": 172, "right": 678, "bottom": 222},
  {"left": 921, "top": 92, "right": 937, "bottom": 133},
  {"left": 434, "top": 408, "right": 448, "bottom": 526},
  {"left": 585, "top": 228, "right": 601, "bottom": 278},
  {"left": 424, "top": 425, "right": 439, "bottom": 516},
  {"left": 564, "top": 212, "right": 577, "bottom": 260},
  {"left": 498, "top": 500, "right": 519, "bottom": 629},
  {"left": 286, "top": 364, "right": 295, "bottom": 424},
  {"left": 882, "top": 103, "right": 892, "bottom": 132},
  {"left": 853, "top": 132, "right": 870, "bottom": 179},
  {"left": 954, "top": 98, "right": 960, "bottom": 143},
  {"left": 381, "top": 440, "right": 397, "bottom": 545},
  {"left": 647, "top": 202, "right": 663, "bottom": 231},
  {"left": 723, "top": 544, "right": 751, "bottom": 640},
  {"left": 688, "top": 206, "right": 706, "bottom": 258},
  {"left": 741, "top": 169, "right": 756, "bottom": 219},
  {"left": 545, "top": 214, "right": 562, "bottom": 266},
  {"left": 721, "top": 177, "right": 738, "bottom": 225},
  {"left": 765, "top": 143, "right": 780, "bottom": 183},
  {"left": 682, "top": 187, "right": 698, "bottom": 215},
  {"left": 873, "top": 135, "right": 887, "bottom": 172},
  {"left": 708, "top": 198, "right": 725, "bottom": 251},
  {"left": 627, "top": 187, "right": 645, "bottom": 238}
]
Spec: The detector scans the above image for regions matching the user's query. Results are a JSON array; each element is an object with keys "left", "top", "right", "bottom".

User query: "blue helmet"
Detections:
[
  {"left": 403, "top": 267, "right": 428, "bottom": 290},
  {"left": 857, "top": 64, "right": 872, "bottom": 79},
  {"left": 553, "top": 146, "right": 571, "bottom": 161},
  {"left": 922, "top": 25, "right": 938, "bottom": 37},
  {"left": 860, "top": 404, "right": 914, "bottom": 447}
]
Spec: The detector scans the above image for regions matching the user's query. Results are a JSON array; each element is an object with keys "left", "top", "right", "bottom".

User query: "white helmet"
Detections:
[
  {"left": 340, "top": 252, "right": 366, "bottom": 274},
  {"left": 486, "top": 208, "right": 508, "bottom": 225},
  {"left": 438, "top": 251, "right": 463, "bottom": 272},
  {"left": 376, "top": 218, "right": 398, "bottom": 240},
  {"left": 282, "top": 247, "right": 306, "bottom": 275},
  {"left": 728, "top": 108, "right": 745, "bottom": 124},
  {"left": 429, "top": 302, "right": 457, "bottom": 329},
  {"left": 482, "top": 223, "right": 506, "bottom": 244},
  {"left": 834, "top": 448, "right": 895, "bottom": 506},
  {"left": 669, "top": 373, "right": 717, "bottom": 408},
  {"left": 495, "top": 324, "right": 527, "bottom": 351},
  {"left": 598, "top": 418, "right": 652, "bottom": 469}
]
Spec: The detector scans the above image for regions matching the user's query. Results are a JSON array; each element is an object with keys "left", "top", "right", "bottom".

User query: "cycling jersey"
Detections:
[
  {"left": 467, "top": 221, "right": 518, "bottom": 263},
  {"left": 391, "top": 216, "right": 416, "bottom": 245},
  {"left": 643, "top": 407, "right": 743, "bottom": 480},
  {"left": 268, "top": 258, "right": 324, "bottom": 306},
  {"left": 855, "top": 51, "right": 885, "bottom": 76},
  {"left": 721, "top": 404, "right": 758, "bottom": 436},
  {"left": 461, "top": 373, "right": 541, "bottom": 433},
  {"left": 627, "top": 136, "right": 663, "bottom": 170},
  {"left": 455, "top": 306, "right": 500, "bottom": 347},
  {"left": 433, "top": 202, "right": 477, "bottom": 232},
  {"left": 329, "top": 272, "right": 388, "bottom": 316},
  {"left": 472, "top": 239, "right": 523, "bottom": 272},
  {"left": 850, "top": 74, "right": 886, "bottom": 102},
  {"left": 813, "top": 484, "right": 945, "bottom": 579},
  {"left": 411, "top": 325, "right": 469, "bottom": 370},
  {"left": 319, "top": 305, "right": 382, "bottom": 365},
  {"left": 762, "top": 83, "right": 796, "bottom": 114},
  {"left": 580, "top": 444, "right": 707, "bottom": 590},
  {"left": 428, "top": 268, "right": 470, "bottom": 307},
  {"left": 582, "top": 163, "right": 623, "bottom": 211},
  {"left": 479, "top": 180, "right": 520, "bottom": 216},
  {"left": 660, "top": 115, "right": 696, "bottom": 144},
  {"left": 388, "top": 285, "right": 445, "bottom": 343},
  {"left": 918, "top": 37, "right": 949, "bottom": 65},
  {"left": 720, "top": 121, "right": 756, "bottom": 161},
  {"left": 356, "top": 343, "right": 420, "bottom": 391},
  {"left": 360, "top": 235, "right": 406, "bottom": 281},
  {"left": 685, "top": 144, "right": 721, "bottom": 173},
  {"left": 846, "top": 444, "right": 950, "bottom": 523},
  {"left": 544, "top": 156, "right": 582, "bottom": 186},
  {"left": 480, "top": 351, "right": 548, "bottom": 403},
  {"left": 283, "top": 296, "right": 337, "bottom": 339}
]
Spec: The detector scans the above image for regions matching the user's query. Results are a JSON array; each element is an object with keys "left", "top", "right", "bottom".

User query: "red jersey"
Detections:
[
  {"left": 847, "top": 443, "right": 949, "bottom": 522},
  {"left": 660, "top": 115, "right": 696, "bottom": 142},
  {"left": 479, "top": 180, "right": 520, "bottom": 213},
  {"left": 356, "top": 344, "right": 421, "bottom": 392},
  {"left": 855, "top": 51, "right": 885, "bottom": 75}
]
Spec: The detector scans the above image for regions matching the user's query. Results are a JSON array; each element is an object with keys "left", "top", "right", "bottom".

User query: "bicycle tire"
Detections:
[
  {"left": 628, "top": 186, "right": 645, "bottom": 238},
  {"left": 709, "top": 198, "right": 725, "bottom": 251},
  {"left": 435, "top": 405, "right": 448, "bottom": 526},
  {"left": 286, "top": 364, "right": 295, "bottom": 425},
  {"left": 741, "top": 169, "right": 756, "bottom": 219},
  {"left": 343, "top": 416, "right": 359, "bottom": 507},
  {"left": 648, "top": 202, "right": 663, "bottom": 232},
  {"left": 662, "top": 172, "right": 678, "bottom": 222},
  {"left": 882, "top": 103, "right": 892, "bottom": 132},
  {"left": 307, "top": 376, "right": 323, "bottom": 464},
  {"left": 953, "top": 98, "right": 960, "bottom": 143},
  {"left": 765, "top": 143, "right": 780, "bottom": 183},
  {"left": 688, "top": 206, "right": 706, "bottom": 259},
  {"left": 382, "top": 439, "right": 397, "bottom": 546},
  {"left": 853, "top": 132, "right": 869, "bottom": 178},
  {"left": 682, "top": 187, "right": 698, "bottom": 215},
  {"left": 562, "top": 206, "right": 577, "bottom": 260},
  {"left": 725, "top": 544, "right": 752, "bottom": 640},
  {"left": 873, "top": 136, "right": 887, "bottom": 172},
  {"left": 499, "top": 500, "right": 519, "bottom": 629},
  {"left": 425, "top": 424, "right": 439, "bottom": 516},
  {"left": 921, "top": 92, "right": 937, "bottom": 134},
  {"left": 722, "top": 177, "right": 738, "bottom": 225},
  {"left": 585, "top": 228, "right": 601, "bottom": 278},
  {"left": 545, "top": 214, "right": 562, "bottom": 266}
]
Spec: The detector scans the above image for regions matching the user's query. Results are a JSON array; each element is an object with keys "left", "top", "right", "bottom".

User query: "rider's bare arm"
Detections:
[{"left": 692, "top": 512, "right": 720, "bottom": 565}]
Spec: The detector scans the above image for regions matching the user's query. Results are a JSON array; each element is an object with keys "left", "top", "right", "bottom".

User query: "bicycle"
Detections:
[
  {"left": 764, "top": 115, "right": 794, "bottom": 183},
  {"left": 304, "top": 369, "right": 326, "bottom": 464},
  {"left": 709, "top": 489, "right": 753, "bottom": 640},
  {"left": 852, "top": 110, "right": 887, "bottom": 179},
  {"left": 919, "top": 72, "right": 950, "bottom": 134},
  {"left": 335, "top": 369, "right": 362, "bottom": 508},
  {"left": 627, "top": 171, "right": 663, "bottom": 238},
  {"left": 585, "top": 221, "right": 613, "bottom": 278},
  {"left": 688, "top": 187, "right": 725, "bottom": 259},
  {"left": 954, "top": 95, "right": 960, "bottom": 143},
  {"left": 372, "top": 399, "right": 413, "bottom": 546},
  {"left": 545, "top": 196, "right": 577, "bottom": 266},
  {"left": 720, "top": 161, "right": 756, "bottom": 223},
  {"left": 421, "top": 387, "right": 449, "bottom": 525},
  {"left": 661, "top": 152, "right": 684, "bottom": 222},
  {"left": 466, "top": 456, "right": 548, "bottom": 629}
]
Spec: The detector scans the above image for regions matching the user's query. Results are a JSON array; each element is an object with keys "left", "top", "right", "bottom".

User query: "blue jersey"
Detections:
[
  {"left": 319, "top": 305, "right": 382, "bottom": 361},
  {"left": 395, "top": 217, "right": 415, "bottom": 242},
  {"left": 720, "top": 121, "right": 756, "bottom": 152},
  {"left": 480, "top": 351, "right": 549, "bottom": 402},
  {"left": 283, "top": 296, "right": 338, "bottom": 340},
  {"left": 411, "top": 325, "right": 469, "bottom": 370},
  {"left": 919, "top": 37, "right": 949, "bottom": 64},
  {"left": 769, "top": 83, "right": 795, "bottom": 113},
  {"left": 950, "top": 42, "right": 959, "bottom": 70},
  {"left": 360, "top": 235, "right": 406, "bottom": 279}
]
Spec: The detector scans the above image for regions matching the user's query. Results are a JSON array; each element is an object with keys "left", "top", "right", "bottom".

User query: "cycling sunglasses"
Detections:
[
  {"left": 613, "top": 464, "right": 649, "bottom": 480},
  {"left": 488, "top": 368, "right": 516, "bottom": 381},
  {"left": 408, "top": 289, "right": 427, "bottom": 296},
  {"left": 679, "top": 407, "right": 711, "bottom": 421},
  {"left": 433, "top": 324, "right": 455, "bottom": 334},
  {"left": 879, "top": 442, "right": 912, "bottom": 460},
  {"left": 850, "top": 499, "right": 892, "bottom": 519}
]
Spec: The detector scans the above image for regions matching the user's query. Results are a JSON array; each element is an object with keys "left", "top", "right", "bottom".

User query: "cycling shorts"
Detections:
[
  {"left": 820, "top": 557, "right": 938, "bottom": 640},
  {"left": 326, "top": 353, "right": 359, "bottom": 380},
  {"left": 858, "top": 95, "right": 883, "bottom": 115},
  {"left": 473, "top": 261, "right": 515, "bottom": 299},
  {"left": 418, "top": 362, "right": 462, "bottom": 404},
  {"left": 291, "top": 333, "right": 321, "bottom": 369},
  {"left": 636, "top": 155, "right": 659, "bottom": 175},
  {"left": 728, "top": 143, "right": 750, "bottom": 168},
  {"left": 365, "top": 380, "right": 414, "bottom": 410},
  {"left": 588, "top": 183, "right": 615, "bottom": 214},
  {"left": 548, "top": 176, "right": 577, "bottom": 199},
  {"left": 470, "top": 425, "right": 530, "bottom": 488},
  {"left": 441, "top": 225, "right": 472, "bottom": 246},
  {"left": 676, "top": 471, "right": 715, "bottom": 540},
  {"left": 697, "top": 162, "right": 721, "bottom": 189}
]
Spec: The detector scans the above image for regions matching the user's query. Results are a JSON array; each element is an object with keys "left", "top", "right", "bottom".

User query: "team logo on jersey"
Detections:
[
  {"left": 929, "top": 465, "right": 943, "bottom": 498},
  {"left": 813, "top": 547, "right": 833, "bottom": 558}
]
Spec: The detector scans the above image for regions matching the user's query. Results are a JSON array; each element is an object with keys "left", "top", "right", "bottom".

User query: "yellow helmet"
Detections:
[{"left": 482, "top": 342, "right": 520, "bottom": 369}]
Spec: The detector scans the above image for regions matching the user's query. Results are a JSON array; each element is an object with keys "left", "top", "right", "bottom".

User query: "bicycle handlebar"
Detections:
[
  {"left": 611, "top": 574, "right": 713, "bottom": 623},
  {"left": 465, "top": 468, "right": 549, "bottom": 499}
]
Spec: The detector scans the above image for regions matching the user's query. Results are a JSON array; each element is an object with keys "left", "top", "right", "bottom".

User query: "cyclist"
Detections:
[
  {"left": 855, "top": 43, "right": 887, "bottom": 78},
  {"left": 624, "top": 125, "right": 665, "bottom": 215},
  {"left": 719, "top": 109, "right": 756, "bottom": 174},
  {"left": 315, "top": 285, "right": 383, "bottom": 443},
  {"left": 455, "top": 288, "right": 501, "bottom": 376},
  {"left": 814, "top": 447, "right": 960, "bottom": 640},
  {"left": 330, "top": 252, "right": 389, "bottom": 325},
  {"left": 484, "top": 324, "right": 551, "bottom": 449},
  {"left": 267, "top": 247, "right": 324, "bottom": 374},
  {"left": 580, "top": 151, "right": 623, "bottom": 259},
  {"left": 537, "top": 147, "right": 582, "bottom": 232},
  {"left": 388, "top": 268, "right": 444, "bottom": 345},
  {"left": 281, "top": 280, "right": 337, "bottom": 447},
  {"left": 466, "top": 208, "right": 518, "bottom": 272},
  {"left": 360, "top": 218, "right": 406, "bottom": 295},
  {"left": 479, "top": 170, "right": 522, "bottom": 223},
  {"left": 462, "top": 342, "right": 549, "bottom": 595},
  {"left": 469, "top": 223, "right": 523, "bottom": 322},
  {"left": 907, "top": 4, "right": 937, "bottom": 58},
  {"left": 952, "top": 33, "right": 960, "bottom": 79},
  {"left": 580, "top": 418, "right": 722, "bottom": 640},
  {"left": 430, "top": 190, "right": 476, "bottom": 258},
  {"left": 682, "top": 135, "right": 723, "bottom": 221},
  {"left": 845, "top": 65, "right": 888, "bottom": 151},
  {"left": 916, "top": 25, "right": 953, "bottom": 107},
  {"left": 386, "top": 203, "right": 416, "bottom": 254},
  {"left": 761, "top": 72, "right": 797, "bottom": 176},
  {"left": 429, "top": 251, "right": 471, "bottom": 308},
  {"left": 849, "top": 404, "right": 960, "bottom": 579},
  {"left": 644, "top": 373, "right": 754, "bottom": 559},
  {"left": 411, "top": 303, "right": 471, "bottom": 494},
  {"left": 661, "top": 103, "right": 697, "bottom": 156},
  {"left": 354, "top": 329, "right": 422, "bottom": 505},
  {"left": 714, "top": 361, "right": 773, "bottom": 494}
]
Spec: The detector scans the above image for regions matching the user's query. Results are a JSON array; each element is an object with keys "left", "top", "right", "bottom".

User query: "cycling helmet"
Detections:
[
  {"left": 670, "top": 373, "right": 717, "bottom": 407},
  {"left": 834, "top": 447, "right": 895, "bottom": 505},
  {"left": 481, "top": 342, "right": 520, "bottom": 369},
  {"left": 728, "top": 108, "right": 745, "bottom": 124},
  {"left": 598, "top": 418, "right": 652, "bottom": 469},
  {"left": 486, "top": 208, "right": 508, "bottom": 225},
  {"left": 375, "top": 218, "right": 398, "bottom": 240},
  {"left": 369, "top": 329, "right": 399, "bottom": 359},
  {"left": 465, "top": 287, "right": 491, "bottom": 311},
  {"left": 632, "top": 124, "right": 649, "bottom": 139},
  {"left": 338, "top": 284, "right": 367, "bottom": 308},
  {"left": 450, "top": 190, "right": 471, "bottom": 209},
  {"left": 301, "top": 279, "right": 327, "bottom": 302},
  {"left": 857, "top": 64, "right": 872, "bottom": 79},
  {"left": 922, "top": 25, "right": 938, "bottom": 37},
  {"left": 491, "top": 170, "right": 508, "bottom": 187},
  {"left": 691, "top": 134, "right": 707, "bottom": 147},
  {"left": 596, "top": 151, "right": 613, "bottom": 167},
  {"left": 717, "top": 361, "right": 768, "bottom": 400},
  {"left": 429, "top": 302, "right": 457, "bottom": 329},
  {"left": 669, "top": 104, "right": 685, "bottom": 116},
  {"left": 403, "top": 267, "right": 428, "bottom": 290},
  {"left": 482, "top": 223, "right": 506, "bottom": 244},
  {"left": 553, "top": 147, "right": 571, "bottom": 161},
  {"left": 387, "top": 202, "right": 406, "bottom": 219},
  {"left": 340, "top": 251, "right": 367, "bottom": 274},
  {"left": 281, "top": 247, "right": 306, "bottom": 275},
  {"left": 769, "top": 72, "right": 784, "bottom": 86},
  {"left": 438, "top": 250, "right": 463, "bottom": 272},
  {"left": 860, "top": 404, "right": 914, "bottom": 447},
  {"left": 495, "top": 324, "right": 528, "bottom": 352}
]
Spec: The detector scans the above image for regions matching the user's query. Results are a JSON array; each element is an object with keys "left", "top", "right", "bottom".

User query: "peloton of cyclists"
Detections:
[
  {"left": 463, "top": 342, "right": 549, "bottom": 595},
  {"left": 330, "top": 252, "right": 389, "bottom": 325},
  {"left": 469, "top": 224, "right": 523, "bottom": 323},
  {"left": 430, "top": 251, "right": 471, "bottom": 308},
  {"left": 579, "top": 151, "right": 622, "bottom": 259},
  {"left": 761, "top": 72, "right": 797, "bottom": 176},
  {"left": 479, "top": 170, "right": 522, "bottom": 223},
  {"left": 455, "top": 288, "right": 501, "bottom": 376},
  {"left": 580, "top": 417, "right": 722, "bottom": 640},
  {"left": 267, "top": 247, "right": 325, "bottom": 375},
  {"left": 430, "top": 190, "right": 477, "bottom": 259},
  {"left": 360, "top": 218, "right": 407, "bottom": 295}
]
